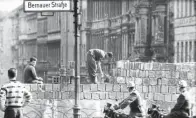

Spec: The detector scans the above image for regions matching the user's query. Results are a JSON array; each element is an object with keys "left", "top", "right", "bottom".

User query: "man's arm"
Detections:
[
  {"left": 30, "top": 66, "right": 42, "bottom": 81},
  {"left": 115, "top": 93, "right": 137, "bottom": 110},
  {"left": 171, "top": 94, "right": 185, "bottom": 112},
  {"left": 0, "top": 88, "right": 6, "bottom": 111}
]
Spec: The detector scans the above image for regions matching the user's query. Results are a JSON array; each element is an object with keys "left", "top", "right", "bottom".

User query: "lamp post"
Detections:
[{"left": 73, "top": 0, "right": 81, "bottom": 117}]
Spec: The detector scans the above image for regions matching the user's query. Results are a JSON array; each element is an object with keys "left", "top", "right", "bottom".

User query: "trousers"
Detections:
[{"left": 4, "top": 106, "right": 23, "bottom": 118}]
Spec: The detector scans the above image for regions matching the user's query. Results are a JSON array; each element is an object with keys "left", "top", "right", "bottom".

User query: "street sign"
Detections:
[{"left": 24, "top": 0, "right": 72, "bottom": 12}]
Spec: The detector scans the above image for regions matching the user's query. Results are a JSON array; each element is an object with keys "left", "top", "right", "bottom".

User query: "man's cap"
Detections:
[
  {"left": 179, "top": 80, "right": 188, "bottom": 88},
  {"left": 127, "top": 81, "right": 135, "bottom": 88}
]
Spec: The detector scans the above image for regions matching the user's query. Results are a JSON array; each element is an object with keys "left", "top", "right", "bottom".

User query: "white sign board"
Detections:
[{"left": 24, "top": 0, "right": 71, "bottom": 12}]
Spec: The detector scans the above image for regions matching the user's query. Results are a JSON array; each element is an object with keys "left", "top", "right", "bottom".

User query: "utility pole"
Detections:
[{"left": 73, "top": 0, "right": 81, "bottom": 117}]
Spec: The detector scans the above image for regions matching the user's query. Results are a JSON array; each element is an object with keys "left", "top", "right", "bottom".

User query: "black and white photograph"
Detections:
[{"left": 0, "top": 0, "right": 196, "bottom": 118}]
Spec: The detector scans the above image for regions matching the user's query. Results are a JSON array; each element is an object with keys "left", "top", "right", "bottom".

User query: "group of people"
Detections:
[{"left": 0, "top": 49, "right": 193, "bottom": 118}]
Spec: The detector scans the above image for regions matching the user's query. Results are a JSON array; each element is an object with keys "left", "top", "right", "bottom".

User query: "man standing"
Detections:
[
  {"left": 23, "top": 57, "right": 43, "bottom": 84},
  {"left": 0, "top": 68, "right": 32, "bottom": 118},
  {"left": 87, "top": 49, "right": 113, "bottom": 84},
  {"left": 113, "top": 81, "right": 145, "bottom": 118},
  {"left": 166, "top": 80, "right": 191, "bottom": 118}
]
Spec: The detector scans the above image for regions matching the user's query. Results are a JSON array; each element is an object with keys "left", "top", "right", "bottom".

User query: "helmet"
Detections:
[
  {"left": 179, "top": 80, "right": 188, "bottom": 88},
  {"left": 127, "top": 81, "right": 135, "bottom": 88}
]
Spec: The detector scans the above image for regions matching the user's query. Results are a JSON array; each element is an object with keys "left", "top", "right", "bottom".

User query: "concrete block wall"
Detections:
[{"left": 0, "top": 62, "right": 195, "bottom": 118}]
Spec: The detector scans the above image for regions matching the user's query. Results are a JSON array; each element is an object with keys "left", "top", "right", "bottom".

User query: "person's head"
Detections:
[
  {"left": 105, "top": 52, "right": 113, "bottom": 59},
  {"left": 127, "top": 81, "right": 135, "bottom": 92},
  {"left": 178, "top": 80, "right": 188, "bottom": 93},
  {"left": 8, "top": 68, "right": 17, "bottom": 80},
  {"left": 30, "top": 57, "right": 37, "bottom": 66}
]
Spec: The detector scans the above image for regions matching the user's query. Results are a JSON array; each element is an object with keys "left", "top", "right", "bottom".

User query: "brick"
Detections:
[
  {"left": 84, "top": 92, "right": 91, "bottom": 99},
  {"left": 181, "top": 64, "right": 191, "bottom": 72},
  {"left": 142, "top": 86, "right": 149, "bottom": 93},
  {"left": 165, "top": 64, "right": 176, "bottom": 71},
  {"left": 156, "top": 85, "right": 161, "bottom": 93},
  {"left": 80, "top": 85, "right": 83, "bottom": 92},
  {"left": 116, "top": 61, "right": 124, "bottom": 68},
  {"left": 149, "top": 78, "right": 157, "bottom": 85},
  {"left": 165, "top": 71, "right": 171, "bottom": 78},
  {"left": 129, "top": 62, "right": 134, "bottom": 69},
  {"left": 176, "top": 64, "right": 182, "bottom": 71},
  {"left": 90, "top": 84, "right": 98, "bottom": 91},
  {"left": 175, "top": 72, "right": 180, "bottom": 79},
  {"left": 54, "top": 91, "right": 61, "bottom": 99},
  {"left": 53, "top": 84, "right": 60, "bottom": 91},
  {"left": 61, "top": 92, "right": 70, "bottom": 99},
  {"left": 164, "top": 94, "right": 172, "bottom": 102},
  {"left": 108, "top": 92, "right": 116, "bottom": 100},
  {"left": 60, "top": 84, "right": 68, "bottom": 92},
  {"left": 69, "top": 91, "right": 75, "bottom": 99},
  {"left": 80, "top": 92, "right": 84, "bottom": 100},
  {"left": 171, "top": 71, "right": 176, "bottom": 78},
  {"left": 134, "top": 62, "right": 141, "bottom": 70},
  {"left": 37, "top": 92, "right": 45, "bottom": 99},
  {"left": 146, "top": 93, "right": 153, "bottom": 100},
  {"left": 44, "top": 92, "right": 54, "bottom": 99},
  {"left": 100, "top": 92, "right": 106, "bottom": 100},
  {"left": 155, "top": 71, "right": 162, "bottom": 78},
  {"left": 116, "top": 77, "right": 126, "bottom": 84},
  {"left": 161, "top": 71, "right": 166, "bottom": 78},
  {"left": 126, "top": 77, "right": 134, "bottom": 83},
  {"left": 106, "top": 84, "right": 113, "bottom": 91},
  {"left": 30, "top": 84, "right": 38, "bottom": 91},
  {"left": 143, "top": 78, "right": 150, "bottom": 85},
  {"left": 98, "top": 84, "right": 105, "bottom": 91},
  {"left": 83, "top": 84, "right": 91, "bottom": 92},
  {"left": 124, "top": 61, "right": 130, "bottom": 69},
  {"left": 187, "top": 72, "right": 195, "bottom": 80},
  {"left": 168, "top": 86, "right": 176, "bottom": 93},
  {"left": 135, "top": 70, "right": 140, "bottom": 77},
  {"left": 113, "top": 84, "right": 121, "bottom": 91},
  {"left": 126, "top": 70, "right": 130, "bottom": 77},
  {"left": 161, "top": 85, "right": 169, "bottom": 93},
  {"left": 120, "top": 84, "right": 128, "bottom": 92},
  {"left": 92, "top": 93, "right": 100, "bottom": 100},
  {"left": 117, "top": 68, "right": 121, "bottom": 76},
  {"left": 135, "top": 78, "right": 142, "bottom": 85}
]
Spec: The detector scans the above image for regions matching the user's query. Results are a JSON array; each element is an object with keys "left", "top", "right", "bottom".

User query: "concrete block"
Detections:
[
  {"left": 129, "top": 62, "right": 134, "bottom": 69},
  {"left": 108, "top": 92, "right": 116, "bottom": 100},
  {"left": 169, "top": 86, "right": 177, "bottom": 93},
  {"left": 37, "top": 92, "right": 45, "bottom": 99},
  {"left": 143, "top": 78, "right": 150, "bottom": 85},
  {"left": 61, "top": 92, "right": 70, "bottom": 99},
  {"left": 30, "top": 84, "right": 38, "bottom": 91},
  {"left": 135, "top": 78, "right": 143, "bottom": 85},
  {"left": 136, "top": 85, "right": 143, "bottom": 93},
  {"left": 120, "top": 84, "right": 128, "bottom": 92},
  {"left": 80, "top": 92, "right": 84, "bottom": 100},
  {"left": 176, "top": 64, "right": 182, "bottom": 71},
  {"left": 44, "top": 92, "right": 54, "bottom": 99},
  {"left": 117, "top": 68, "right": 122, "bottom": 76},
  {"left": 54, "top": 91, "right": 62, "bottom": 99},
  {"left": 171, "top": 94, "right": 179, "bottom": 102},
  {"left": 126, "top": 77, "right": 134, "bottom": 83},
  {"left": 149, "top": 86, "right": 156, "bottom": 93},
  {"left": 156, "top": 85, "right": 161, "bottom": 93},
  {"left": 83, "top": 84, "right": 91, "bottom": 92},
  {"left": 113, "top": 84, "right": 121, "bottom": 92},
  {"left": 116, "top": 60, "right": 125, "bottom": 68},
  {"left": 90, "top": 84, "right": 98, "bottom": 91},
  {"left": 149, "top": 78, "right": 157, "bottom": 85},
  {"left": 116, "top": 92, "right": 124, "bottom": 100},
  {"left": 148, "top": 71, "right": 156, "bottom": 78},
  {"left": 155, "top": 71, "right": 162, "bottom": 78},
  {"left": 53, "top": 84, "right": 60, "bottom": 91},
  {"left": 142, "top": 86, "right": 149, "bottom": 93},
  {"left": 126, "top": 70, "right": 130, "bottom": 77},
  {"left": 164, "top": 94, "right": 172, "bottom": 102},
  {"left": 69, "top": 91, "right": 75, "bottom": 99},
  {"left": 98, "top": 84, "right": 105, "bottom": 91},
  {"left": 179, "top": 71, "right": 188, "bottom": 79},
  {"left": 67, "top": 84, "right": 74, "bottom": 91},
  {"left": 106, "top": 84, "right": 113, "bottom": 91},
  {"left": 124, "top": 61, "right": 130, "bottom": 69},
  {"left": 23, "top": 84, "right": 30, "bottom": 91},
  {"left": 92, "top": 93, "right": 100, "bottom": 100},
  {"left": 134, "top": 62, "right": 141, "bottom": 70},
  {"left": 146, "top": 93, "right": 153, "bottom": 100},
  {"left": 139, "top": 70, "right": 146, "bottom": 78},
  {"left": 116, "top": 77, "right": 126, "bottom": 84},
  {"left": 123, "top": 92, "right": 130, "bottom": 99},
  {"left": 187, "top": 72, "right": 195, "bottom": 80},
  {"left": 152, "top": 63, "right": 160, "bottom": 70},
  {"left": 181, "top": 64, "right": 191, "bottom": 72},
  {"left": 31, "top": 92, "right": 38, "bottom": 99},
  {"left": 99, "top": 92, "right": 106, "bottom": 100},
  {"left": 135, "top": 70, "right": 140, "bottom": 77},
  {"left": 84, "top": 92, "right": 92, "bottom": 99},
  {"left": 171, "top": 71, "right": 176, "bottom": 78},
  {"left": 168, "top": 79, "right": 178, "bottom": 86},
  {"left": 165, "top": 64, "right": 176, "bottom": 71},
  {"left": 165, "top": 71, "right": 171, "bottom": 78},
  {"left": 161, "top": 78, "right": 169, "bottom": 85},
  {"left": 161, "top": 85, "right": 169, "bottom": 93}
]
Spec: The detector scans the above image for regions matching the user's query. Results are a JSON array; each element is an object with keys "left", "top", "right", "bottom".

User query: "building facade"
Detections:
[
  {"left": 82, "top": 0, "right": 174, "bottom": 63},
  {"left": 173, "top": 0, "right": 196, "bottom": 63}
]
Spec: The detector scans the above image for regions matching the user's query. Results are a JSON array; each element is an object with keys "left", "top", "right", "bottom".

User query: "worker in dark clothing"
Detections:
[
  {"left": 165, "top": 80, "right": 191, "bottom": 118},
  {"left": 113, "top": 81, "right": 145, "bottom": 118},
  {"left": 87, "top": 49, "right": 113, "bottom": 84},
  {"left": 23, "top": 57, "right": 43, "bottom": 84}
]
